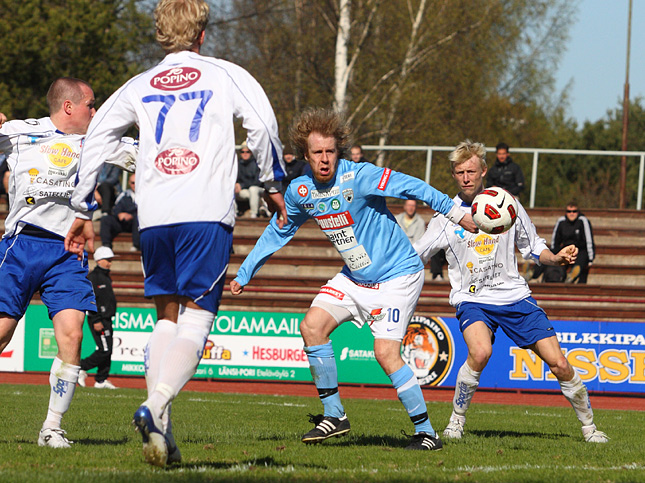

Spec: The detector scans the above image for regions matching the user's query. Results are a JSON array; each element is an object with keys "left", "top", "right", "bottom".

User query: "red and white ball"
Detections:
[{"left": 471, "top": 187, "right": 518, "bottom": 234}]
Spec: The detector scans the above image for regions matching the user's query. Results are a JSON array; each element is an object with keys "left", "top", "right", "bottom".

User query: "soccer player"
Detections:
[
  {"left": 413, "top": 140, "right": 609, "bottom": 443},
  {"left": 0, "top": 77, "right": 97, "bottom": 448},
  {"left": 230, "top": 108, "right": 477, "bottom": 451},
  {"left": 65, "top": 0, "right": 286, "bottom": 467}
]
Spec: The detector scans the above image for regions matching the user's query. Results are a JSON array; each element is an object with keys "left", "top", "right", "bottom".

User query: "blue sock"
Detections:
[
  {"left": 389, "top": 364, "right": 434, "bottom": 436},
  {"left": 304, "top": 342, "right": 344, "bottom": 418}
]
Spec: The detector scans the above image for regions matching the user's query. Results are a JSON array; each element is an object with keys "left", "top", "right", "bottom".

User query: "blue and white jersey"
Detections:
[
  {"left": 0, "top": 117, "right": 84, "bottom": 238},
  {"left": 70, "top": 50, "right": 285, "bottom": 230},
  {"left": 414, "top": 194, "right": 549, "bottom": 306},
  {"left": 235, "top": 158, "right": 464, "bottom": 286}
]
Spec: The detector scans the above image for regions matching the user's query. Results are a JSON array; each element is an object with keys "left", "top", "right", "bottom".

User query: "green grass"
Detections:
[{"left": 0, "top": 384, "right": 643, "bottom": 482}]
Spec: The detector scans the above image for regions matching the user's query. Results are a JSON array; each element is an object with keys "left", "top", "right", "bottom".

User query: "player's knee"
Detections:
[
  {"left": 549, "top": 356, "right": 572, "bottom": 379},
  {"left": 468, "top": 345, "right": 492, "bottom": 367}
]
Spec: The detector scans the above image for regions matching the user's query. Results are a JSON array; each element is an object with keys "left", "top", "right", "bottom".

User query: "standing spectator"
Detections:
[
  {"left": 66, "top": 0, "right": 286, "bottom": 467},
  {"left": 551, "top": 201, "right": 595, "bottom": 283},
  {"left": 94, "top": 164, "right": 122, "bottom": 217},
  {"left": 414, "top": 140, "right": 607, "bottom": 444},
  {"left": 235, "top": 141, "right": 269, "bottom": 217},
  {"left": 350, "top": 144, "right": 370, "bottom": 163},
  {"left": 395, "top": 200, "right": 426, "bottom": 244},
  {"left": 0, "top": 78, "right": 97, "bottom": 449},
  {"left": 282, "top": 146, "right": 309, "bottom": 186},
  {"left": 100, "top": 173, "right": 139, "bottom": 251},
  {"left": 0, "top": 153, "right": 9, "bottom": 203},
  {"left": 79, "top": 246, "right": 118, "bottom": 389},
  {"left": 487, "top": 142, "right": 524, "bottom": 197},
  {"left": 231, "top": 107, "right": 477, "bottom": 451}
]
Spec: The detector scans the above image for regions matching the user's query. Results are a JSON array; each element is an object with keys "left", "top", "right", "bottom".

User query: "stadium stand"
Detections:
[{"left": 2, "top": 201, "right": 643, "bottom": 322}]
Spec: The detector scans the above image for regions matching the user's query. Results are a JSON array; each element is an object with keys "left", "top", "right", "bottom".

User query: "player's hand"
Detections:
[
  {"left": 556, "top": 244, "right": 578, "bottom": 265},
  {"left": 93, "top": 322, "right": 104, "bottom": 332},
  {"left": 0, "top": 112, "right": 7, "bottom": 127},
  {"left": 230, "top": 280, "right": 244, "bottom": 295},
  {"left": 265, "top": 191, "right": 288, "bottom": 229},
  {"left": 458, "top": 213, "right": 479, "bottom": 233},
  {"left": 65, "top": 218, "right": 95, "bottom": 260}
]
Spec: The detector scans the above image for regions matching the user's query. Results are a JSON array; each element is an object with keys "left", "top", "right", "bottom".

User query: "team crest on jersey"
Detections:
[
  {"left": 317, "top": 201, "right": 327, "bottom": 212},
  {"left": 297, "top": 184, "right": 308, "bottom": 197},
  {"left": 41, "top": 142, "right": 79, "bottom": 171},
  {"left": 331, "top": 199, "right": 341, "bottom": 210},
  {"left": 151, "top": 67, "right": 201, "bottom": 91},
  {"left": 342, "top": 188, "right": 353, "bottom": 203},
  {"left": 401, "top": 315, "right": 454, "bottom": 386},
  {"left": 155, "top": 148, "right": 200, "bottom": 175}
]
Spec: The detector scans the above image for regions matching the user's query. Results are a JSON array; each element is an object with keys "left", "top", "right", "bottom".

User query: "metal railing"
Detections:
[{"left": 361, "top": 145, "right": 645, "bottom": 210}]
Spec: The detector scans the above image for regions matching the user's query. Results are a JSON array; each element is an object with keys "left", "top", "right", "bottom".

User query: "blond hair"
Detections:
[
  {"left": 155, "top": 0, "right": 209, "bottom": 53},
  {"left": 46, "top": 77, "right": 91, "bottom": 115},
  {"left": 289, "top": 107, "right": 352, "bottom": 160},
  {"left": 449, "top": 140, "right": 487, "bottom": 172}
]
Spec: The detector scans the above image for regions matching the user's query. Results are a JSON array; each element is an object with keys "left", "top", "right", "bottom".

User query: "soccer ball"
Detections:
[{"left": 471, "top": 187, "right": 518, "bottom": 234}]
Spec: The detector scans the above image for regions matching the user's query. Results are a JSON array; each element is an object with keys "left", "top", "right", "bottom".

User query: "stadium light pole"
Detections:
[{"left": 619, "top": 0, "right": 632, "bottom": 209}]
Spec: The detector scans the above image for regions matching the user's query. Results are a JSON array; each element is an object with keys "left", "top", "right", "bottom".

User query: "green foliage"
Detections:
[
  {"left": 0, "top": 384, "right": 643, "bottom": 482},
  {"left": 0, "top": 0, "right": 156, "bottom": 119}
]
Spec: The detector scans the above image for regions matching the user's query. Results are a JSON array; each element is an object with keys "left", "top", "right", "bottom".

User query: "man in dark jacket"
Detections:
[
  {"left": 78, "top": 246, "right": 118, "bottom": 389},
  {"left": 235, "top": 141, "right": 269, "bottom": 217},
  {"left": 100, "top": 173, "right": 139, "bottom": 250},
  {"left": 551, "top": 202, "right": 595, "bottom": 283},
  {"left": 283, "top": 146, "right": 309, "bottom": 185},
  {"left": 487, "top": 142, "right": 524, "bottom": 197}
]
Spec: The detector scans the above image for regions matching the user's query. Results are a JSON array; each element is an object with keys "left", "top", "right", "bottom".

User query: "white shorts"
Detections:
[{"left": 311, "top": 270, "right": 424, "bottom": 341}]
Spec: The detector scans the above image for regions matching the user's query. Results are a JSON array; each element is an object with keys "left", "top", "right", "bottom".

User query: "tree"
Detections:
[{"left": 0, "top": 0, "right": 155, "bottom": 119}]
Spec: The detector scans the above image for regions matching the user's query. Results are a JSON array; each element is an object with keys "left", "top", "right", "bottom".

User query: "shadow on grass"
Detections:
[
  {"left": 169, "top": 456, "right": 326, "bottom": 471},
  {"left": 470, "top": 429, "right": 570, "bottom": 440},
  {"left": 259, "top": 433, "right": 414, "bottom": 449}
]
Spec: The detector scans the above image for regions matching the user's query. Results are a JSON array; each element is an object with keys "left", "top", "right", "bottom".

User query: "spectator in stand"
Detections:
[
  {"left": 78, "top": 246, "right": 118, "bottom": 389},
  {"left": 487, "top": 142, "right": 524, "bottom": 197},
  {"left": 551, "top": 201, "right": 595, "bottom": 283},
  {"left": 283, "top": 145, "right": 309, "bottom": 185},
  {"left": 235, "top": 141, "right": 269, "bottom": 217},
  {"left": 350, "top": 144, "right": 370, "bottom": 163},
  {"left": 100, "top": 173, "right": 139, "bottom": 251},
  {"left": 395, "top": 200, "right": 426, "bottom": 244},
  {"left": 94, "top": 164, "right": 122, "bottom": 217}
]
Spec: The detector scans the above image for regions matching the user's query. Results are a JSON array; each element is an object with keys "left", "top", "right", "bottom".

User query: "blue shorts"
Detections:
[
  {"left": 140, "top": 222, "right": 233, "bottom": 314},
  {"left": 0, "top": 234, "right": 96, "bottom": 320},
  {"left": 455, "top": 297, "right": 555, "bottom": 348}
]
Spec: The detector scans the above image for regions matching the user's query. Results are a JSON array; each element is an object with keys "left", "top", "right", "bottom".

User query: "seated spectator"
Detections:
[
  {"left": 350, "top": 144, "right": 370, "bottom": 163},
  {"left": 552, "top": 201, "right": 595, "bottom": 283},
  {"left": 235, "top": 141, "right": 269, "bottom": 218},
  {"left": 94, "top": 164, "right": 122, "bottom": 217},
  {"left": 283, "top": 146, "right": 309, "bottom": 186},
  {"left": 100, "top": 173, "right": 139, "bottom": 251}
]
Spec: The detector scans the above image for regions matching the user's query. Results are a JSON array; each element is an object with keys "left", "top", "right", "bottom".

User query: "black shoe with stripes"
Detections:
[
  {"left": 405, "top": 432, "right": 443, "bottom": 451},
  {"left": 301, "top": 413, "right": 351, "bottom": 444}
]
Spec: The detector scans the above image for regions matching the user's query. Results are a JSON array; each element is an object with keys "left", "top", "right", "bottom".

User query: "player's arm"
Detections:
[
  {"left": 413, "top": 214, "right": 450, "bottom": 264},
  {"left": 0, "top": 113, "right": 6, "bottom": 127},
  {"left": 229, "top": 64, "right": 287, "bottom": 224},
  {"left": 230, "top": 187, "right": 308, "bottom": 294},
  {"left": 540, "top": 244, "right": 578, "bottom": 266},
  {"left": 515, "top": 201, "right": 551, "bottom": 264},
  {"left": 360, "top": 164, "right": 477, "bottom": 233}
]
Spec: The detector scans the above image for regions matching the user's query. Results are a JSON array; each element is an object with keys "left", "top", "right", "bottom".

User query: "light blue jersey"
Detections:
[{"left": 235, "top": 159, "right": 462, "bottom": 285}]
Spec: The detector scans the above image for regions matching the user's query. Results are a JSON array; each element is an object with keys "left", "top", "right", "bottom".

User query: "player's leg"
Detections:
[
  {"left": 0, "top": 315, "right": 18, "bottom": 354},
  {"left": 39, "top": 309, "right": 85, "bottom": 448},
  {"left": 531, "top": 336, "right": 608, "bottom": 443},
  {"left": 248, "top": 185, "right": 262, "bottom": 217},
  {"left": 79, "top": 323, "right": 107, "bottom": 385},
  {"left": 444, "top": 317, "right": 493, "bottom": 439},
  {"left": 93, "top": 328, "right": 115, "bottom": 387},
  {"left": 300, "top": 303, "right": 351, "bottom": 443}
]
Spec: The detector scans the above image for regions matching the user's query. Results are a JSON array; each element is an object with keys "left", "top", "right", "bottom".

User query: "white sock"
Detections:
[
  {"left": 559, "top": 372, "right": 594, "bottom": 426},
  {"left": 452, "top": 362, "right": 481, "bottom": 416},
  {"left": 147, "top": 306, "right": 214, "bottom": 417},
  {"left": 43, "top": 358, "right": 80, "bottom": 430},
  {"left": 145, "top": 319, "right": 178, "bottom": 396}
]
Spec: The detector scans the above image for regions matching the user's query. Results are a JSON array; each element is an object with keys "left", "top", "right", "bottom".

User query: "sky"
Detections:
[{"left": 554, "top": 0, "right": 645, "bottom": 126}]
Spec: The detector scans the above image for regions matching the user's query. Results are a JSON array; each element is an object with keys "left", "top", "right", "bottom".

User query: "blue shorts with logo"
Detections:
[
  {"left": 0, "top": 234, "right": 96, "bottom": 320},
  {"left": 455, "top": 297, "right": 554, "bottom": 348},
  {"left": 140, "top": 222, "right": 233, "bottom": 314}
]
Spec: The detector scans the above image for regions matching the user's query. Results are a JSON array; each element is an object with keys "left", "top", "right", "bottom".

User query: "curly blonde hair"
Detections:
[
  {"left": 289, "top": 108, "right": 352, "bottom": 160},
  {"left": 155, "top": 0, "right": 209, "bottom": 53},
  {"left": 449, "top": 140, "right": 487, "bottom": 172}
]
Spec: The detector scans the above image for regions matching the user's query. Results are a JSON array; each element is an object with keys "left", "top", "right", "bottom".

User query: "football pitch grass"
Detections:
[{"left": 1, "top": 384, "right": 643, "bottom": 482}]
